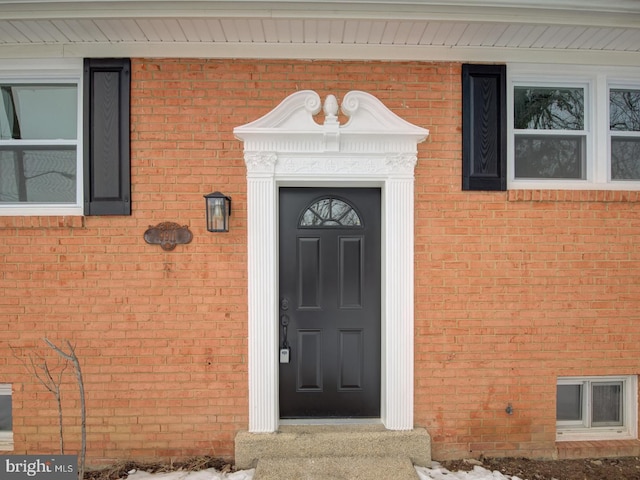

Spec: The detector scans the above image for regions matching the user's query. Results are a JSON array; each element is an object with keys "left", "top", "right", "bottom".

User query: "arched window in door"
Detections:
[{"left": 299, "top": 197, "right": 363, "bottom": 227}]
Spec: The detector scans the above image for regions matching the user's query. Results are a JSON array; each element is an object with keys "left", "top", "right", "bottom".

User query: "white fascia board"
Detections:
[
  {"left": 2, "top": 42, "right": 638, "bottom": 68},
  {"left": 0, "top": 55, "right": 80, "bottom": 70}
]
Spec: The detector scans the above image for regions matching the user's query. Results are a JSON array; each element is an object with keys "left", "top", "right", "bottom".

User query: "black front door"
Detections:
[{"left": 279, "top": 187, "right": 381, "bottom": 418}]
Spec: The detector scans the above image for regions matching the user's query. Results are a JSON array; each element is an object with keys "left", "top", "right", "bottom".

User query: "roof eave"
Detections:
[{"left": 0, "top": 0, "right": 639, "bottom": 29}]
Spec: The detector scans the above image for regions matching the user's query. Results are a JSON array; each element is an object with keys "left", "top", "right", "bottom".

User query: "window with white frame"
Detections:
[
  {"left": 0, "top": 60, "right": 82, "bottom": 216},
  {"left": 610, "top": 87, "right": 640, "bottom": 180},
  {"left": 508, "top": 65, "right": 640, "bottom": 190},
  {"left": 0, "top": 384, "right": 12, "bottom": 450},
  {"left": 513, "top": 84, "right": 587, "bottom": 180},
  {"left": 557, "top": 376, "right": 637, "bottom": 441}
]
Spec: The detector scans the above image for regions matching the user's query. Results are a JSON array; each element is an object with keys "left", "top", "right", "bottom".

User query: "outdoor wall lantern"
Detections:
[{"left": 204, "top": 191, "right": 231, "bottom": 232}]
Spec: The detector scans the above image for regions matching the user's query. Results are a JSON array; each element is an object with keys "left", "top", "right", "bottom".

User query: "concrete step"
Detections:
[
  {"left": 254, "top": 455, "right": 420, "bottom": 480},
  {"left": 235, "top": 424, "right": 431, "bottom": 470}
]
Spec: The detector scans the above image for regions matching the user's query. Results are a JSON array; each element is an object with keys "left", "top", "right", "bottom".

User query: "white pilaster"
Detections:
[
  {"left": 246, "top": 154, "right": 278, "bottom": 432},
  {"left": 382, "top": 176, "right": 415, "bottom": 430}
]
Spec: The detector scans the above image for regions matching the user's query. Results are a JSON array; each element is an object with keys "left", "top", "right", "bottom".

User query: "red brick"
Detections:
[{"left": 2, "top": 58, "right": 639, "bottom": 464}]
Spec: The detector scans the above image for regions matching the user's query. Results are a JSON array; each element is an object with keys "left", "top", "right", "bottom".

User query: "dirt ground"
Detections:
[
  {"left": 440, "top": 456, "right": 640, "bottom": 480},
  {"left": 83, "top": 455, "right": 640, "bottom": 480}
]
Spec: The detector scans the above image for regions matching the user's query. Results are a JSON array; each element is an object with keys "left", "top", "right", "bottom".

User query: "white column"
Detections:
[
  {"left": 383, "top": 176, "right": 415, "bottom": 430},
  {"left": 246, "top": 154, "right": 279, "bottom": 432}
]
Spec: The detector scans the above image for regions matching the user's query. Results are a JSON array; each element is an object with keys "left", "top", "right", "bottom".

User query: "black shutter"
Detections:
[
  {"left": 83, "top": 58, "right": 131, "bottom": 215},
  {"left": 462, "top": 64, "right": 506, "bottom": 191}
]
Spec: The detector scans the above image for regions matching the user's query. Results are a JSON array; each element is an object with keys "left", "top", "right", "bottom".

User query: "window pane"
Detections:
[
  {"left": 611, "top": 137, "right": 640, "bottom": 180},
  {"left": 610, "top": 89, "right": 640, "bottom": 132},
  {"left": 514, "top": 87, "right": 584, "bottom": 130},
  {"left": 592, "top": 382, "right": 623, "bottom": 426},
  {"left": 0, "top": 147, "right": 76, "bottom": 203},
  {"left": 0, "top": 84, "right": 77, "bottom": 140},
  {"left": 331, "top": 200, "right": 352, "bottom": 222},
  {"left": 301, "top": 208, "right": 320, "bottom": 226},
  {"left": 341, "top": 210, "right": 361, "bottom": 226},
  {"left": 557, "top": 384, "right": 583, "bottom": 421},
  {"left": 515, "top": 135, "right": 585, "bottom": 179},
  {"left": 300, "top": 198, "right": 362, "bottom": 227},
  {"left": 0, "top": 395, "right": 11, "bottom": 431}
]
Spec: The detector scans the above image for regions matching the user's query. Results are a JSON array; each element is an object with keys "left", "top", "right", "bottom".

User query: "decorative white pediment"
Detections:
[{"left": 234, "top": 90, "right": 429, "bottom": 155}]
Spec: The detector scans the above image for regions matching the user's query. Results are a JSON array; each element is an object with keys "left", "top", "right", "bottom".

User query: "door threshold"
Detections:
[{"left": 279, "top": 418, "right": 382, "bottom": 426}]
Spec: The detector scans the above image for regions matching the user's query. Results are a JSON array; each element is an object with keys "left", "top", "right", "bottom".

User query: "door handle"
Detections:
[{"left": 281, "top": 314, "right": 290, "bottom": 346}]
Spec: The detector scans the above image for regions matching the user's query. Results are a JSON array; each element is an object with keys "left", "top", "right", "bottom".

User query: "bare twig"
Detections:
[
  {"left": 44, "top": 339, "right": 86, "bottom": 480},
  {"left": 30, "top": 352, "right": 68, "bottom": 453}
]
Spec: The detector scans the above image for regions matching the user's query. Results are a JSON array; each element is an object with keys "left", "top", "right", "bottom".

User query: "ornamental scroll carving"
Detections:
[
  {"left": 244, "top": 152, "right": 277, "bottom": 173},
  {"left": 279, "top": 157, "right": 380, "bottom": 175},
  {"left": 275, "top": 155, "right": 416, "bottom": 176},
  {"left": 386, "top": 154, "right": 418, "bottom": 173}
]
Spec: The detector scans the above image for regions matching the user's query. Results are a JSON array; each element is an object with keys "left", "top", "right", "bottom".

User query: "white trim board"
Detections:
[{"left": 2, "top": 44, "right": 640, "bottom": 68}]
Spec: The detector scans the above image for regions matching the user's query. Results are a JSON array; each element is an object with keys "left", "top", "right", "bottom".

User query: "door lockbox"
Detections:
[{"left": 280, "top": 348, "right": 290, "bottom": 364}]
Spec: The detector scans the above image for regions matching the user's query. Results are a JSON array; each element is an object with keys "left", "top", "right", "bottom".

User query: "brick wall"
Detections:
[{"left": 1, "top": 59, "right": 639, "bottom": 464}]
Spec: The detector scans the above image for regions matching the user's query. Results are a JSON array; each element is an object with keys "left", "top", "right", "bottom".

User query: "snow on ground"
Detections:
[
  {"left": 124, "top": 461, "right": 525, "bottom": 480},
  {"left": 416, "top": 462, "right": 524, "bottom": 480},
  {"left": 125, "top": 468, "right": 255, "bottom": 480}
]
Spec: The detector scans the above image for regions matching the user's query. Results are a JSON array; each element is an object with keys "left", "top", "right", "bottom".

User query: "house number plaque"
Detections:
[{"left": 144, "top": 222, "right": 193, "bottom": 251}]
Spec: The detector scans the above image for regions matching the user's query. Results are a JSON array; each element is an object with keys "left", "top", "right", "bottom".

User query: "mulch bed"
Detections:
[{"left": 440, "top": 456, "right": 640, "bottom": 480}]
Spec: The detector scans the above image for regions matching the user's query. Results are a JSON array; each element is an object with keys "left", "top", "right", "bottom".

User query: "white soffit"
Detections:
[{"left": 0, "top": 1, "right": 639, "bottom": 64}]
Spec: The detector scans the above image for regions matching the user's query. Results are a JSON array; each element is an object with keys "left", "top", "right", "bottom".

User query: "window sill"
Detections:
[
  {"left": 507, "top": 190, "right": 640, "bottom": 203},
  {"left": 557, "top": 430, "right": 636, "bottom": 442},
  {"left": 556, "top": 439, "right": 640, "bottom": 459},
  {"left": 0, "top": 439, "right": 13, "bottom": 451},
  {"left": 0, "top": 216, "right": 84, "bottom": 229}
]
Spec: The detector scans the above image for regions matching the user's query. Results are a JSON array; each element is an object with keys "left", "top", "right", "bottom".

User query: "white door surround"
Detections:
[{"left": 234, "top": 90, "right": 429, "bottom": 432}]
